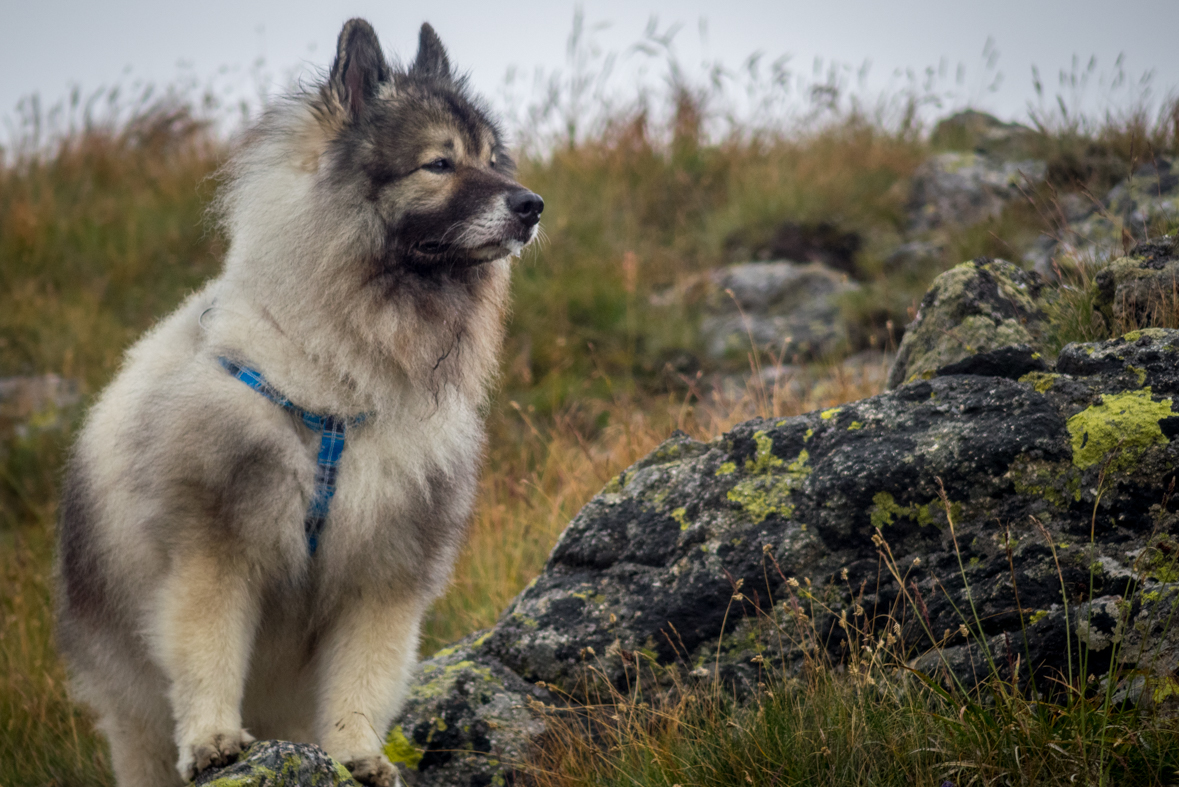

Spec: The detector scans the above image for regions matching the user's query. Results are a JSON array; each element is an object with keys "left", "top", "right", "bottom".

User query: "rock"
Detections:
[
  {"left": 391, "top": 635, "right": 551, "bottom": 787},
  {"left": 700, "top": 261, "right": 859, "bottom": 360},
  {"left": 930, "top": 110, "right": 1042, "bottom": 162},
  {"left": 1026, "top": 157, "right": 1179, "bottom": 272},
  {"left": 886, "top": 258, "right": 1055, "bottom": 388},
  {"left": 197, "top": 740, "right": 356, "bottom": 786},
  {"left": 229, "top": 328, "right": 1179, "bottom": 785},
  {"left": 479, "top": 329, "right": 1179, "bottom": 703},
  {"left": 935, "top": 344, "right": 1047, "bottom": 380},
  {"left": 908, "top": 151, "right": 1046, "bottom": 233},
  {"left": 1094, "top": 236, "right": 1179, "bottom": 330}
]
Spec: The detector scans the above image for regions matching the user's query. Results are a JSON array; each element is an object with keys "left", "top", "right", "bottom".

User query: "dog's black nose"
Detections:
[{"left": 507, "top": 190, "right": 544, "bottom": 226}]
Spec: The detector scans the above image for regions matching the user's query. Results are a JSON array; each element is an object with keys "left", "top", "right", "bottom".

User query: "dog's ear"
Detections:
[
  {"left": 329, "top": 18, "right": 391, "bottom": 119},
  {"left": 410, "top": 23, "right": 452, "bottom": 81}
]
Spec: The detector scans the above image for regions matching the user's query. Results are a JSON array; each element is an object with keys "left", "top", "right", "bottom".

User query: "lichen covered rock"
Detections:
[
  {"left": 886, "top": 258, "right": 1055, "bottom": 388},
  {"left": 196, "top": 740, "right": 356, "bottom": 786},
  {"left": 1095, "top": 235, "right": 1179, "bottom": 329},
  {"left": 477, "top": 329, "right": 1179, "bottom": 704},
  {"left": 391, "top": 635, "right": 550, "bottom": 787}
]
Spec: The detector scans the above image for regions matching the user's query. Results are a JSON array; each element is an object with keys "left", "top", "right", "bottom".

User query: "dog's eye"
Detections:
[{"left": 424, "top": 158, "right": 453, "bottom": 173}]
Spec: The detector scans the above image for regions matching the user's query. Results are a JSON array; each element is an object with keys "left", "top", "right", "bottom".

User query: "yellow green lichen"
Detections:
[
  {"left": 1127, "top": 365, "right": 1148, "bottom": 386},
  {"left": 671, "top": 506, "right": 690, "bottom": 530},
  {"left": 727, "top": 449, "right": 811, "bottom": 524},
  {"left": 745, "top": 431, "right": 784, "bottom": 472},
  {"left": 1028, "top": 610, "right": 1048, "bottom": 625},
  {"left": 820, "top": 407, "right": 842, "bottom": 420},
  {"left": 602, "top": 473, "right": 625, "bottom": 493},
  {"left": 1019, "top": 371, "right": 1060, "bottom": 394},
  {"left": 804, "top": 428, "right": 814, "bottom": 441},
  {"left": 870, "top": 491, "right": 956, "bottom": 529},
  {"left": 848, "top": 421, "right": 864, "bottom": 431},
  {"left": 715, "top": 461, "right": 737, "bottom": 476},
  {"left": 384, "top": 725, "right": 423, "bottom": 770},
  {"left": 1066, "top": 388, "right": 1173, "bottom": 472}
]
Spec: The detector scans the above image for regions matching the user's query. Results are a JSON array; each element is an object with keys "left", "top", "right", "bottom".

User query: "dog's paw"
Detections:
[
  {"left": 177, "top": 729, "right": 255, "bottom": 780},
  {"left": 343, "top": 754, "right": 401, "bottom": 787}
]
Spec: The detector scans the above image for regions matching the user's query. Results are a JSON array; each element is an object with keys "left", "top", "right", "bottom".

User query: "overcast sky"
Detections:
[{"left": 2, "top": 0, "right": 1178, "bottom": 141}]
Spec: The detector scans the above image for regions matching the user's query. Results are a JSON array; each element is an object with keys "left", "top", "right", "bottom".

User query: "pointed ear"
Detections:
[
  {"left": 328, "top": 18, "right": 391, "bottom": 120},
  {"left": 410, "top": 23, "right": 452, "bottom": 80}
]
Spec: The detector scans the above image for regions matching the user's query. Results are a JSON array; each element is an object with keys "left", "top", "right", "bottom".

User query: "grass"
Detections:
[{"left": 2, "top": 55, "right": 1179, "bottom": 786}]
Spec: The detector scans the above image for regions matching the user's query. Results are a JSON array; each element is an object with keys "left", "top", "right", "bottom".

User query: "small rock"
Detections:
[
  {"left": 886, "top": 258, "right": 1055, "bottom": 388},
  {"left": 1094, "top": 236, "right": 1179, "bottom": 330},
  {"left": 392, "top": 635, "right": 550, "bottom": 787},
  {"left": 1030, "top": 157, "right": 1179, "bottom": 270},
  {"left": 701, "top": 261, "right": 859, "bottom": 360},
  {"left": 196, "top": 740, "right": 356, "bottom": 786}
]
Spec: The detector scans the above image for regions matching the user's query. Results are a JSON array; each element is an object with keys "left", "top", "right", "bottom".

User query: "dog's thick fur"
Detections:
[{"left": 55, "top": 19, "right": 541, "bottom": 787}]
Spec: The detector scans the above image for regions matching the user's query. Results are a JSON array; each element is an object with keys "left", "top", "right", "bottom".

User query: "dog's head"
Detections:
[{"left": 319, "top": 19, "right": 542, "bottom": 276}]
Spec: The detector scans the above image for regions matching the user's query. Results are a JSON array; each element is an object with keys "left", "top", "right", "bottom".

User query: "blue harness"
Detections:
[{"left": 218, "top": 357, "right": 368, "bottom": 555}]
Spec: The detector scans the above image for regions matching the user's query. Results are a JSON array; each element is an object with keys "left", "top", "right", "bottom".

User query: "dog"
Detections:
[{"left": 55, "top": 18, "right": 541, "bottom": 787}]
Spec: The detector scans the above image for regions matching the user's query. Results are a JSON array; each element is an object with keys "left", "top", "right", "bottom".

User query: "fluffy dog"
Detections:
[{"left": 55, "top": 18, "right": 541, "bottom": 787}]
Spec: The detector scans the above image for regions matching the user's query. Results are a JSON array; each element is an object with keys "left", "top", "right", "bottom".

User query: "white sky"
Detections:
[{"left": 2, "top": 0, "right": 1178, "bottom": 141}]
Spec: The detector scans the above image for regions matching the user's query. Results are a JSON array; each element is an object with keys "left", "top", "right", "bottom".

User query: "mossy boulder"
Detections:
[
  {"left": 473, "top": 329, "right": 1179, "bottom": 705},
  {"left": 886, "top": 258, "right": 1055, "bottom": 388},
  {"left": 930, "top": 110, "right": 1041, "bottom": 162}
]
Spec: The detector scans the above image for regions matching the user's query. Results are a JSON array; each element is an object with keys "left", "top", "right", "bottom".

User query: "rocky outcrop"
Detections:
[
  {"left": 885, "top": 258, "right": 1055, "bottom": 388},
  {"left": 700, "top": 261, "right": 859, "bottom": 360}
]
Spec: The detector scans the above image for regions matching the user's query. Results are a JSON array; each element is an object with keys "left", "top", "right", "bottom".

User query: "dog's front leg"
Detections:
[
  {"left": 152, "top": 547, "right": 261, "bottom": 781},
  {"left": 317, "top": 591, "right": 425, "bottom": 787}
]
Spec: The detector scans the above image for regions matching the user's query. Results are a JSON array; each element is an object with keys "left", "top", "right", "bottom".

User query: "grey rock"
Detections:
[
  {"left": 1027, "top": 157, "right": 1179, "bottom": 271},
  {"left": 481, "top": 329, "right": 1179, "bottom": 705},
  {"left": 908, "top": 151, "right": 1046, "bottom": 233},
  {"left": 392, "top": 635, "right": 551, "bottom": 787},
  {"left": 700, "top": 261, "right": 859, "bottom": 360},
  {"left": 197, "top": 740, "right": 357, "bottom": 786},
  {"left": 886, "top": 258, "right": 1055, "bottom": 388},
  {"left": 1094, "top": 235, "right": 1179, "bottom": 330}
]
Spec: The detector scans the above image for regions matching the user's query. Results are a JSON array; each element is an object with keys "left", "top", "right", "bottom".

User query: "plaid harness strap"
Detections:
[{"left": 218, "top": 357, "right": 368, "bottom": 555}]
